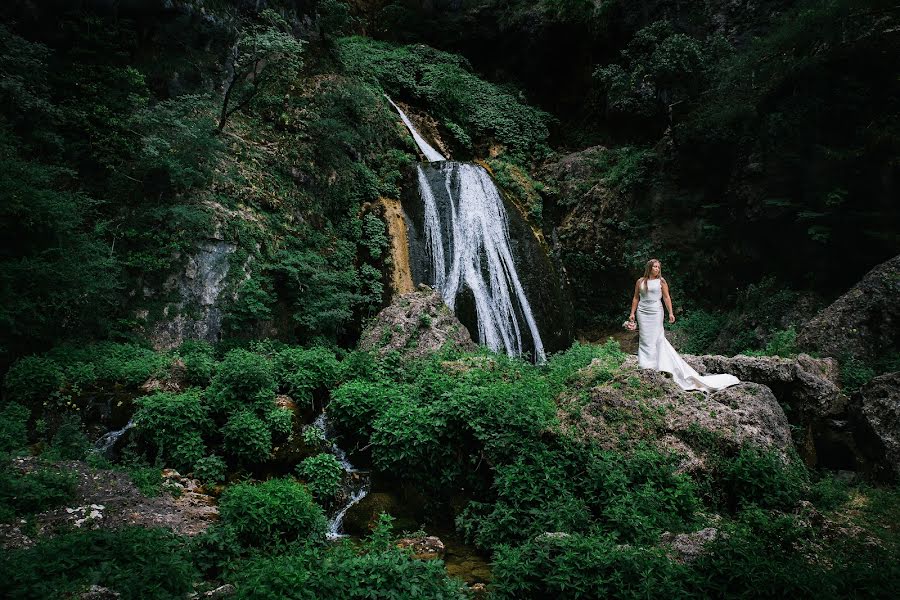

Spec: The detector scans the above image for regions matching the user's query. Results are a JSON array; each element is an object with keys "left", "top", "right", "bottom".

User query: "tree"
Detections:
[{"left": 218, "top": 9, "right": 304, "bottom": 132}]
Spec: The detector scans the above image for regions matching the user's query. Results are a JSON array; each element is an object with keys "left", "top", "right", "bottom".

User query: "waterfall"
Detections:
[
  {"left": 391, "top": 101, "right": 546, "bottom": 362},
  {"left": 312, "top": 412, "right": 370, "bottom": 540},
  {"left": 387, "top": 97, "right": 446, "bottom": 162},
  {"left": 94, "top": 419, "right": 134, "bottom": 456}
]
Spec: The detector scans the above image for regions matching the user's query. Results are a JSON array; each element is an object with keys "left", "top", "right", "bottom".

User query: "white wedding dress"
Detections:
[{"left": 637, "top": 278, "right": 740, "bottom": 391}]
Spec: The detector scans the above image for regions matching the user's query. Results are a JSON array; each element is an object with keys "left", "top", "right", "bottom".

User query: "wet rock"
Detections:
[
  {"left": 660, "top": 527, "right": 720, "bottom": 563},
  {"left": 396, "top": 534, "right": 446, "bottom": 560},
  {"left": 558, "top": 356, "right": 794, "bottom": 470},
  {"left": 342, "top": 492, "right": 401, "bottom": 536},
  {"left": 684, "top": 353, "right": 863, "bottom": 469},
  {"left": 855, "top": 372, "right": 900, "bottom": 480},
  {"left": 797, "top": 254, "right": 900, "bottom": 363},
  {"left": 80, "top": 585, "right": 121, "bottom": 599},
  {"left": 358, "top": 287, "right": 477, "bottom": 361},
  {"left": 205, "top": 584, "right": 236, "bottom": 598}
]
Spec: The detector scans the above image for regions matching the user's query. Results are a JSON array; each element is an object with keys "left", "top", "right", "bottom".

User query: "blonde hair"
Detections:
[{"left": 640, "top": 259, "right": 663, "bottom": 292}]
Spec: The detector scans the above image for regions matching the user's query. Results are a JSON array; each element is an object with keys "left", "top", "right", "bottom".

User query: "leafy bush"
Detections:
[
  {"left": 0, "top": 526, "right": 196, "bottom": 600},
  {"left": 492, "top": 532, "right": 687, "bottom": 599},
  {"left": 229, "top": 513, "right": 466, "bottom": 599},
  {"left": 296, "top": 454, "right": 344, "bottom": 502},
  {"left": 133, "top": 390, "right": 212, "bottom": 471},
  {"left": 0, "top": 402, "right": 29, "bottom": 455},
  {"left": 45, "top": 414, "right": 90, "bottom": 461},
  {"left": 273, "top": 346, "right": 340, "bottom": 402},
  {"left": 178, "top": 340, "right": 216, "bottom": 387},
  {"left": 328, "top": 379, "right": 408, "bottom": 441},
  {"left": 3, "top": 356, "right": 64, "bottom": 407},
  {"left": 218, "top": 478, "right": 327, "bottom": 548},
  {"left": 721, "top": 447, "right": 808, "bottom": 511},
  {"left": 207, "top": 349, "right": 276, "bottom": 416},
  {"left": 266, "top": 407, "right": 294, "bottom": 442},
  {"left": 839, "top": 357, "right": 875, "bottom": 393},
  {"left": 223, "top": 411, "right": 272, "bottom": 465},
  {"left": 194, "top": 455, "right": 227, "bottom": 486},
  {"left": 0, "top": 464, "right": 77, "bottom": 519}
]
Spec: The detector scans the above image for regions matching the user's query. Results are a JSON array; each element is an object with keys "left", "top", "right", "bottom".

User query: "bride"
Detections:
[{"left": 628, "top": 259, "right": 740, "bottom": 391}]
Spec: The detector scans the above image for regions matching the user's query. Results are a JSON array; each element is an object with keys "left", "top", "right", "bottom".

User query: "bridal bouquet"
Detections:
[{"left": 622, "top": 319, "right": 637, "bottom": 331}]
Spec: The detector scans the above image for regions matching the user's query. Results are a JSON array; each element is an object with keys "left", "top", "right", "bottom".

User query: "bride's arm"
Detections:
[
  {"left": 661, "top": 279, "right": 675, "bottom": 323},
  {"left": 629, "top": 280, "right": 640, "bottom": 321}
]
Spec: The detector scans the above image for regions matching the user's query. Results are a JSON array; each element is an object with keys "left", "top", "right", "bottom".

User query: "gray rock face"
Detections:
[
  {"left": 660, "top": 527, "right": 720, "bottom": 563},
  {"left": 358, "top": 286, "right": 477, "bottom": 361},
  {"left": 684, "top": 353, "right": 848, "bottom": 419},
  {"left": 558, "top": 356, "right": 794, "bottom": 473},
  {"left": 683, "top": 353, "right": 866, "bottom": 470},
  {"left": 797, "top": 254, "right": 900, "bottom": 363},
  {"left": 856, "top": 372, "right": 900, "bottom": 480},
  {"left": 150, "top": 240, "right": 242, "bottom": 350}
]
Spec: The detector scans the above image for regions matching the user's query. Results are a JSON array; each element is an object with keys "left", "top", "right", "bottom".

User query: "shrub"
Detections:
[
  {"left": 0, "top": 402, "right": 29, "bottom": 454},
  {"left": 839, "top": 357, "right": 875, "bottom": 393},
  {"left": 194, "top": 455, "right": 227, "bottom": 486},
  {"left": 229, "top": 514, "right": 466, "bottom": 599},
  {"left": 296, "top": 454, "right": 344, "bottom": 502},
  {"left": 273, "top": 346, "right": 340, "bottom": 402},
  {"left": 492, "top": 533, "right": 687, "bottom": 599},
  {"left": 0, "top": 526, "right": 196, "bottom": 599},
  {"left": 223, "top": 411, "right": 272, "bottom": 464},
  {"left": 133, "top": 390, "right": 212, "bottom": 471},
  {"left": 207, "top": 349, "right": 276, "bottom": 416},
  {"left": 721, "top": 447, "right": 808, "bottom": 511},
  {"left": 266, "top": 407, "right": 294, "bottom": 442},
  {"left": 3, "top": 356, "right": 64, "bottom": 407},
  {"left": 0, "top": 464, "right": 77, "bottom": 518},
  {"left": 178, "top": 340, "right": 216, "bottom": 386},
  {"left": 328, "top": 379, "right": 407, "bottom": 441},
  {"left": 218, "top": 478, "right": 327, "bottom": 548},
  {"left": 45, "top": 414, "right": 90, "bottom": 460}
]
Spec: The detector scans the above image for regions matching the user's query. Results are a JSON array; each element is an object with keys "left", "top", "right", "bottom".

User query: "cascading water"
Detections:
[
  {"left": 312, "top": 412, "right": 370, "bottom": 540},
  {"left": 391, "top": 99, "right": 546, "bottom": 361},
  {"left": 94, "top": 419, "right": 134, "bottom": 456}
]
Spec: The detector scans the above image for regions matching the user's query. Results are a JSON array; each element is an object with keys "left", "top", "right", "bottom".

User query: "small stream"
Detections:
[
  {"left": 94, "top": 419, "right": 134, "bottom": 456},
  {"left": 311, "top": 412, "right": 371, "bottom": 540}
]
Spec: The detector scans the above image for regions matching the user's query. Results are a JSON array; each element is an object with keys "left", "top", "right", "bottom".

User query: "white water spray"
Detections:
[{"left": 390, "top": 100, "right": 546, "bottom": 361}]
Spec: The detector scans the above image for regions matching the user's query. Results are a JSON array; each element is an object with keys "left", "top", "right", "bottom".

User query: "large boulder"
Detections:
[
  {"left": 557, "top": 356, "right": 794, "bottom": 474},
  {"left": 358, "top": 286, "right": 477, "bottom": 360},
  {"left": 683, "top": 353, "right": 865, "bottom": 470},
  {"left": 855, "top": 372, "right": 900, "bottom": 480},
  {"left": 796, "top": 254, "right": 900, "bottom": 363}
]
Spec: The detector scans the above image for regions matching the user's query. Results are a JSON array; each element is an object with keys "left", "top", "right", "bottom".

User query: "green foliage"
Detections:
[
  {"left": 218, "top": 9, "right": 305, "bottom": 131},
  {"left": 127, "top": 466, "right": 163, "bottom": 497},
  {"left": 721, "top": 447, "right": 809, "bottom": 511},
  {"left": 672, "top": 309, "right": 727, "bottom": 355},
  {"left": 133, "top": 390, "right": 212, "bottom": 472},
  {"left": 218, "top": 478, "right": 327, "bottom": 548},
  {"left": 0, "top": 402, "right": 29, "bottom": 455},
  {"left": 0, "top": 527, "right": 196, "bottom": 600},
  {"left": 492, "top": 533, "right": 686, "bottom": 599},
  {"left": 194, "top": 455, "right": 227, "bottom": 486},
  {"left": 339, "top": 36, "right": 550, "bottom": 161},
  {"left": 273, "top": 346, "right": 339, "bottom": 402},
  {"left": 207, "top": 349, "right": 276, "bottom": 416},
  {"left": 178, "top": 340, "right": 217, "bottom": 387},
  {"left": 808, "top": 473, "right": 850, "bottom": 512},
  {"left": 544, "top": 339, "right": 625, "bottom": 393},
  {"left": 329, "top": 379, "right": 409, "bottom": 441},
  {"left": 229, "top": 513, "right": 466, "bottom": 599},
  {"left": 44, "top": 414, "right": 91, "bottom": 461},
  {"left": 223, "top": 411, "right": 272, "bottom": 465},
  {"left": 0, "top": 463, "right": 76, "bottom": 519},
  {"left": 296, "top": 453, "right": 344, "bottom": 502},
  {"left": 266, "top": 407, "right": 294, "bottom": 442},
  {"left": 839, "top": 357, "right": 875, "bottom": 393},
  {"left": 3, "top": 356, "right": 64, "bottom": 407}
]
